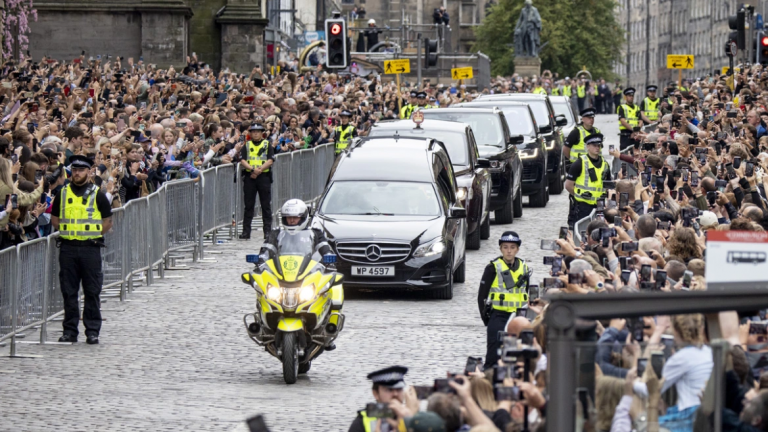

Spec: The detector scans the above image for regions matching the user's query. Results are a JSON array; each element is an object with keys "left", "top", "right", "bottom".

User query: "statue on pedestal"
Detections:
[{"left": 514, "top": 0, "right": 541, "bottom": 57}]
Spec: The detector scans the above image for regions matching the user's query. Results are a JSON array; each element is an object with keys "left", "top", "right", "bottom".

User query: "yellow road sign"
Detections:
[
  {"left": 384, "top": 59, "right": 410, "bottom": 74},
  {"left": 667, "top": 54, "right": 694, "bottom": 69},
  {"left": 451, "top": 67, "right": 473, "bottom": 80},
  {"left": 721, "top": 66, "right": 741, "bottom": 75}
]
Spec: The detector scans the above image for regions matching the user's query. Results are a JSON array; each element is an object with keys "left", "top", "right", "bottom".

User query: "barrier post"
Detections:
[
  {"left": 39, "top": 237, "right": 52, "bottom": 344},
  {"left": 9, "top": 247, "right": 18, "bottom": 356}
]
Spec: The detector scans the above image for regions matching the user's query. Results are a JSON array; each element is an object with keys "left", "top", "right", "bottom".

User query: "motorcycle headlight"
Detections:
[
  {"left": 266, "top": 285, "right": 282, "bottom": 302},
  {"left": 299, "top": 285, "right": 316, "bottom": 303},
  {"left": 413, "top": 239, "right": 446, "bottom": 257},
  {"left": 520, "top": 148, "right": 539, "bottom": 159}
]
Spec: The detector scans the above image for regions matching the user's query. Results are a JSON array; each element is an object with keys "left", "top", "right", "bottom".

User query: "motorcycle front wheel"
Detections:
[{"left": 282, "top": 332, "right": 299, "bottom": 384}]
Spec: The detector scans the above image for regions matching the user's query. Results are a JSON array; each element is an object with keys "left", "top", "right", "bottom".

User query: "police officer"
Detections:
[
  {"left": 564, "top": 133, "right": 612, "bottom": 228},
  {"left": 532, "top": 80, "right": 546, "bottom": 95},
  {"left": 333, "top": 110, "right": 357, "bottom": 155},
  {"left": 51, "top": 155, "right": 113, "bottom": 344},
  {"left": 399, "top": 91, "right": 417, "bottom": 119},
  {"left": 640, "top": 85, "right": 660, "bottom": 123},
  {"left": 414, "top": 91, "right": 432, "bottom": 109},
  {"left": 617, "top": 88, "right": 651, "bottom": 151},
  {"left": 563, "top": 107, "right": 601, "bottom": 167},
  {"left": 348, "top": 366, "right": 411, "bottom": 432},
  {"left": 239, "top": 123, "right": 274, "bottom": 240},
  {"left": 478, "top": 231, "right": 530, "bottom": 370}
]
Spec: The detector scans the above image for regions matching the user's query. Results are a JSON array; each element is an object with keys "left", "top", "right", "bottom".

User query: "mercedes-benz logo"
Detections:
[{"left": 366, "top": 244, "right": 382, "bottom": 261}]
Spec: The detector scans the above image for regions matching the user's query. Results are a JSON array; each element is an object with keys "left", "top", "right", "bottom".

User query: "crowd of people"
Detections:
[{"left": 1, "top": 48, "right": 767, "bottom": 432}]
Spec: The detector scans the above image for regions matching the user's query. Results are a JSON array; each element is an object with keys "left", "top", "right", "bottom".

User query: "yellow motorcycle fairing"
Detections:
[
  {"left": 277, "top": 317, "right": 304, "bottom": 332},
  {"left": 279, "top": 255, "right": 305, "bottom": 282},
  {"left": 295, "top": 271, "right": 335, "bottom": 314}
]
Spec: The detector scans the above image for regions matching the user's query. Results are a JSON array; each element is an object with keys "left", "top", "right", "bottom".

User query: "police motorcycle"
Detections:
[{"left": 240, "top": 200, "right": 346, "bottom": 384}]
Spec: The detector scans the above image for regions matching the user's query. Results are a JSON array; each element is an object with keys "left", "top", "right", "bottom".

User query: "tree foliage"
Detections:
[
  {"left": 474, "top": 0, "right": 625, "bottom": 79},
  {"left": 2, "top": 0, "right": 37, "bottom": 59}
]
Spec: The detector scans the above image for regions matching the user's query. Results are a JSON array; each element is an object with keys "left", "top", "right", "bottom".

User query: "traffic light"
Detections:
[
  {"left": 729, "top": 8, "right": 746, "bottom": 50},
  {"left": 325, "top": 18, "right": 347, "bottom": 69},
  {"left": 758, "top": 31, "right": 768, "bottom": 65},
  {"left": 424, "top": 38, "right": 438, "bottom": 68}
]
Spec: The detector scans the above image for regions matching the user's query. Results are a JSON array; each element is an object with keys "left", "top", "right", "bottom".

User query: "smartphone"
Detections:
[
  {"left": 640, "top": 264, "right": 652, "bottom": 282},
  {"left": 746, "top": 162, "right": 755, "bottom": 177},
  {"left": 528, "top": 285, "right": 540, "bottom": 303},
  {"left": 749, "top": 322, "right": 767, "bottom": 335},
  {"left": 641, "top": 173, "right": 649, "bottom": 187},
  {"left": 176, "top": 121, "right": 185, "bottom": 128},
  {"left": 246, "top": 415, "right": 271, "bottom": 432},
  {"left": 618, "top": 256, "right": 629, "bottom": 271},
  {"left": 657, "top": 220, "right": 671, "bottom": 230},
  {"left": 727, "top": 110, "right": 737, "bottom": 118},
  {"left": 734, "top": 156, "right": 742, "bottom": 169},
  {"left": 621, "top": 241, "right": 638, "bottom": 252},
  {"left": 366, "top": 402, "right": 395, "bottom": 419},
  {"left": 726, "top": 163, "right": 737, "bottom": 180},
  {"left": 559, "top": 226, "right": 569, "bottom": 240},
  {"left": 543, "top": 277, "right": 565, "bottom": 289},
  {"left": 614, "top": 216, "right": 622, "bottom": 227},
  {"left": 540, "top": 239, "right": 559, "bottom": 250},
  {"left": 609, "top": 145, "right": 615, "bottom": 152},
  {"left": 620, "top": 269, "right": 632, "bottom": 284},
  {"left": 618, "top": 192, "right": 629, "bottom": 210},
  {"left": 691, "top": 171, "right": 699, "bottom": 187},
  {"left": 414, "top": 385, "right": 436, "bottom": 400},
  {"left": 465, "top": 356, "right": 483, "bottom": 375},
  {"left": 34, "top": 169, "right": 43, "bottom": 183},
  {"left": 10, "top": 194, "right": 18, "bottom": 209},
  {"left": 681, "top": 270, "right": 693, "bottom": 290},
  {"left": 656, "top": 176, "right": 665, "bottom": 190},
  {"left": 543, "top": 256, "right": 557, "bottom": 265},
  {"left": 654, "top": 270, "right": 667, "bottom": 290},
  {"left": 580, "top": 230, "right": 587, "bottom": 241},
  {"left": 715, "top": 179, "right": 728, "bottom": 192},
  {"left": 705, "top": 190, "right": 717, "bottom": 206},
  {"left": 651, "top": 352, "right": 665, "bottom": 378},
  {"left": 596, "top": 198, "right": 605, "bottom": 212},
  {"left": 495, "top": 386, "right": 521, "bottom": 401}
]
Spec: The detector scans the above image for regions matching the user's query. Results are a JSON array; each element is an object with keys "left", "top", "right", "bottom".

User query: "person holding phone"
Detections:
[
  {"left": 477, "top": 231, "right": 530, "bottom": 369},
  {"left": 50, "top": 155, "right": 113, "bottom": 345},
  {"left": 565, "top": 133, "right": 613, "bottom": 229}
]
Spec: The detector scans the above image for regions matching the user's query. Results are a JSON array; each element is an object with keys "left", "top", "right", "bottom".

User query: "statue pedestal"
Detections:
[{"left": 514, "top": 57, "right": 541, "bottom": 78}]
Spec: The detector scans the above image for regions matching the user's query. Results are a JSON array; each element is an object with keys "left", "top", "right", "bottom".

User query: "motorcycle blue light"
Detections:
[
  {"left": 323, "top": 254, "right": 337, "bottom": 264},
  {"left": 246, "top": 254, "right": 260, "bottom": 263}
]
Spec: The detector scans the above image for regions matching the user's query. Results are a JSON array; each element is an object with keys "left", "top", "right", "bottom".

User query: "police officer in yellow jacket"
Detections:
[
  {"left": 563, "top": 107, "right": 600, "bottom": 167},
  {"left": 617, "top": 87, "right": 651, "bottom": 151},
  {"left": 639, "top": 85, "right": 660, "bottom": 123},
  {"left": 239, "top": 123, "right": 274, "bottom": 240},
  {"left": 348, "top": 366, "right": 410, "bottom": 432},
  {"left": 564, "top": 133, "right": 612, "bottom": 228},
  {"left": 51, "top": 155, "right": 113, "bottom": 344},
  {"left": 333, "top": 110, "right": 357, "bottom": 155},
  {"left": 399, "top": 91, "right": 418, "bottom": 119},
  {"left": 478, "top": 231, "right": 530, "bottom": 369}
]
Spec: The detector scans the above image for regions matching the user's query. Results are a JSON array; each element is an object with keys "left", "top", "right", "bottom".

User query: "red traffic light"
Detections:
[
  {"left": 761, "top": 36, "right": 768, "bottom": 46},
  {"left": 330, "top": 23, "right": 342, "bottom": 35}
]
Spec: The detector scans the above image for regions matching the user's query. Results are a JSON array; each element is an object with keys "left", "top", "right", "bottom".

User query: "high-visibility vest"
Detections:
[
  {"left": 577, "top": 85, "right": 586, "bottom": 98},
  {"left": 618, "top": 104, "right": 640, "bottom": 130},
  {"left": 59, "top": 183, "right": 103, "bottom": 240},
  {"left": 551, "top": 87, "right": 560, "bottom": 96},
  {"left": 643, "top": 97, "right": 660, "bottom": 121},
  {"left": 533, "top": 87, "right": 546, "bottom": 95},
  {"left": 400, "top": 104, "right": 414, "bottom": 119},
  {"left": 573, "top": 154, "right": 609, "bottom": 205},
  {"left": 679, "top": 86, "right": 689, "bottom": 92},
  {"left": 487, "top": 257, "right": 529, "bottom": 313},
  {"left": 246, "top": 140, "right": 270, "bottom": 172},
  {"left": 569, "top": 125, "right": 602, "bottom": 163},
  {"left": 335, "top": 125, "right": 355, "bottom": 154},
  {"left": 358, "top": 410, "right": 378, "bottom": 432},
  {"left": 563, "top": 86, "right": 572, "bottom": 97}
]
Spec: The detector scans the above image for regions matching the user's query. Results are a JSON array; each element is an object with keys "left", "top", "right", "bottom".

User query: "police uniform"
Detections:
[
  {"left": 577, "top": 82, "right": 588, "bottom": 111},
  {"left": 414, "top": 91, "right": 434, "bottom": 110},
  {"left": 400, "top": 91, "right": 417, "bottom": 119},
  {"left": 348, "top": 366, "right": 408, "bottom": 432},
  {"left": 564, "top": 107, "right": 601, "bottom": 166},
  {"left": 239, "top": 124, "right": 274, "bottom": 240},
  {"left": 640, "top": 85, "right": 660, "bottom": 123},
  {"left": 617, "top": 87, "right": 640, "bottom": 151},
  {"left": 566, "top": 133, "right": 612, "bottom": 228},
  {"left": 532, "top": 85, "right": 547, "bottom": 95},
  {"left": 334, "top": 110, "right": 357, "bottom": 155},
  {"left": 51, "top": 155, "right": 113, "bottom": 344},
  {"left": 477, "top": 231, "right": 530, "bottom": 370}
]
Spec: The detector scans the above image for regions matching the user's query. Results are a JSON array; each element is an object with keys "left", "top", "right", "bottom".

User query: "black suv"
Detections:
[
  {"left": 420, "top": 107, "right": 524, "bottom": 222},
  {"left": 452, "top": 102, "right": 549, "bottom": 207},
  {"left": 313, "top": 136, "right": 468, "bottom": 299},
  {"left": 476, "top": 94, "right": 567, "bottom": 195},
  {"left": 367, "top": 119, "right": 492, "bottom": 250}
]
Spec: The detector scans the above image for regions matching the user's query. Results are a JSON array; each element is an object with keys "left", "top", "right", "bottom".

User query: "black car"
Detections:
[
  {"left": 420, "top": 107, "right": 524, "bottom": 221},
  {"left": 312, "top": 136, "right": 468, "bottom": 299},
  {"left": 451, "top": 102, "right": 549, "bottom": 207},
  {"left": 367, "top": 119, "right": 492, "bottom": 250},
  {"left": 476, "top": 94, "right": 567, "bottom": 195}
]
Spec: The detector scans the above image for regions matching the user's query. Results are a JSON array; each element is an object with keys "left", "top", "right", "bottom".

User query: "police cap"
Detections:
[
  {"left": 69, "top": 155, "right": 94, "bottom": 169},
  {"left": 416, "top": 91, "right": 427, "bottom": 98},
  {"left": 367, "top": 366, "right": 408, "bottom": 389},
  {"left": 339, "top": 110, "right": 352, "bottom": 117},
  {"left": 499, "top": 231, "right": 522, "bottom": 246},
  {"left": 623, "top": 87, "right": 636, "bottom": 96},
  {"left": 410, "top": 90, "right": 418, "bottom": 97},
  {"left": 584, "top": 133, "right": 605, "bottom": 146},
  {"left": 249, "top": 123, "right": 265, "bottom": 132},
  {"left": 646, "top": 85, "right": 658, "bottom": 92},
  {"left": 579, "top": 107, "right": 596, "bottom": 118}
]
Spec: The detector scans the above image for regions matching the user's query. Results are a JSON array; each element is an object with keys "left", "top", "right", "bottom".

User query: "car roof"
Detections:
[
  {"left": 477, "top": 93, "right": 549, "bottom": 101},
  {"left": 455, "top": 101, "right": 530, "bottom": 107},
  {"left": 420, "top": 107, "right": 500, "bottom": 114},
  {"left": 372, "top": 118, "right": 469, "bottom": 133},
  {"left": 333, "top": 137, "right": 444, "bottom": 182},
  {"left": 548, "top": 95, "right": 570, "bottom": 104}
]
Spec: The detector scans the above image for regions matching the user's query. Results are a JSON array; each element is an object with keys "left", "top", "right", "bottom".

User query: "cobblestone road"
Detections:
[{"left": 0, "top": 116, "right": 617, "bottom": 431}]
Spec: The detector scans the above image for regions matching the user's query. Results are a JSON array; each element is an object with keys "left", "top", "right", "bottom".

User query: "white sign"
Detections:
[
  {"left": 304, "top": 31, "right": 324, "bottom": 44},
  {"left": 706, "top": 230, "right": 768, "bottom": 288}
]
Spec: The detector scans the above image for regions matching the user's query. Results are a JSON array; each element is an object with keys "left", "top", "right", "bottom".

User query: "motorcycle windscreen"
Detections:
[{"left": 276, "top": 231, "right": 316, "bottom": 282}]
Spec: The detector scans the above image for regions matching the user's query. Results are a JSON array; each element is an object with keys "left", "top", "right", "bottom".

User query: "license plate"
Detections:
[{"left": 352, "top": 266, "right": 394, "bottom": 276}]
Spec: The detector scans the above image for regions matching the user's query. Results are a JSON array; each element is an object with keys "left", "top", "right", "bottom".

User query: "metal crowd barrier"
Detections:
[{"left": 0, "top": 143, "right": 336, "bottom": 356}]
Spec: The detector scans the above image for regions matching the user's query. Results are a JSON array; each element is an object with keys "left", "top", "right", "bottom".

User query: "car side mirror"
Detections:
[
  {"left": 449, "top": 206, "right": 467, "bottom": 219},
  {"left": 539, "top": 125, "right": 552, "bottom": 134},
  {"left": 477, "top": 158, "right": 491, "bottom": 168},
  {"left": 508, "top": 135, "right": 524, "bottom": 145},
  {"left": 241, "top": 272, "right": 254, "bottom": 286},
  {"left": 555, "top": 115, "right": 567, "bottom": 127}
]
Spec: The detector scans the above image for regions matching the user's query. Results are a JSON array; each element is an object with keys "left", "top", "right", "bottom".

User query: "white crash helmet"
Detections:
[
  {"left": 281, "top": 199, "right": 309, "bottom": 233},
  {"left": 368, "top": 19, "right": 376, "bottom": 25}
]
